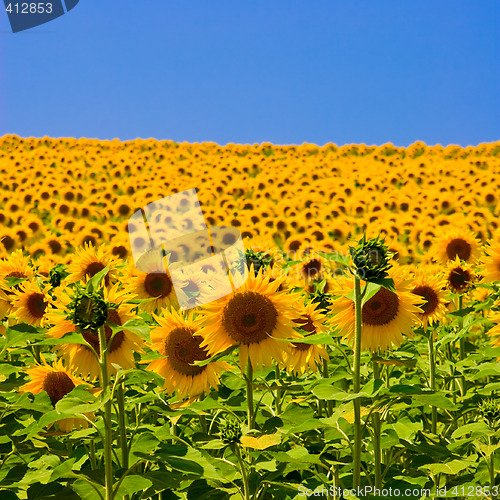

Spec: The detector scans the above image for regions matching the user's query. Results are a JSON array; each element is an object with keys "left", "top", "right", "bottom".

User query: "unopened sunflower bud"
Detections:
[
  {"left": 219, "top": 417, "right": 242, "bottom": 444},
  {"left": 245, "top": 249, "right": 273, "bottom": 276},
  {"left": 49, "top": 263, "right": 69, "bottom": 288},
  {"left": 69, "top": 288, "right": 108, "bottom": 331},
  {"left": 479, "top": 398, "right": 500, "bottom": 428},
  {"left": 350, "top": 235, "right": 392, "bottom": 281}
]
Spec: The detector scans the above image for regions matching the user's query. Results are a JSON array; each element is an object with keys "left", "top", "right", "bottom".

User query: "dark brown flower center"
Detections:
[
  {"left": 301, "top": 259, "right": 322, "bottom": 279},
  {"left": 448, "top": 267, "right": 471, "bottom": 292},
  {"left": 27, "top": 292, "right": 47, "bottom": 318},
  {"left": 362, "top": 287, "right": 399, "bottom": 326},
  {"left": 164, "top": 326, "right": 208, "bottom": 376},
  {"left": 222, "top": 291, "right": 278, "bottom": 344},
  {"left": 412, "top": 285, "right": 439, "bottom": 315},
  {"left": 446, "top": 238, "right": 472, "bottom": 261},
  {"left": 43, "top": 371, "right": 75, "bottom": 406},
  {"left": 144, "top": 272, "right": 173, "bottom": 298}
]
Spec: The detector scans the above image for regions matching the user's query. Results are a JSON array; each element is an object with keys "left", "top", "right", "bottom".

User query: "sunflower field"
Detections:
[{"left": 1, "top": 135, "right": 500, "bottom": 500}]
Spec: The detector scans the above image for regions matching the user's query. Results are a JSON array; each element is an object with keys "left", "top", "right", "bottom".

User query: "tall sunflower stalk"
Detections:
[{"left": 349, "top": 235, "right": 393, "bottom": 489}]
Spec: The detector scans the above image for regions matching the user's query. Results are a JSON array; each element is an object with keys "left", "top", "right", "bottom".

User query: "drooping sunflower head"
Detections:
[
  {"left": 436, "top": 228, "right": 480, "bottom": 264},
  {"left": 445, "top": 257, "right": 476, "bottom": 295},
  {"left": 68, "top": 286, "right": 108, "bottom": 332},
  {"left": 349, "top": 234, "right": 392, "bottom": 281}
]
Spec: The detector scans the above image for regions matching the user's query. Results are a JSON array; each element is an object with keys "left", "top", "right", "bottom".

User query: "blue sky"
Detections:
[{"left": 1, "top": 0, "right": 499, "bottom": 146}]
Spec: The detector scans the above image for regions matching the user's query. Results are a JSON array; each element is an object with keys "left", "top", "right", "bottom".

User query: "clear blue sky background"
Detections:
[{"left": 1, "top": 0, "right": 499, "bottom": 146}]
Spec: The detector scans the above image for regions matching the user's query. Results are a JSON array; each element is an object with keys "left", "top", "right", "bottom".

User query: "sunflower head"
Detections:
[
  {"left": 445, "top": 257, "right": 475, "bottom": 294},
  {"left": 437, "top": 228, "right": 480, "bottom": 264},
  {"left": 349, "top": 234, "right": 392, "bottom": 281}
]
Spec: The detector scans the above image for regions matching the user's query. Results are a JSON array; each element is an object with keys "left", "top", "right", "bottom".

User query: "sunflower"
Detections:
[
  {"left": 19, "top": 359, "right": 90, "bottom": 433},
  {"left": 445, "top": 257, "right": 476, "bottom": 295},
  {"left": 46, "top": 284, "right": 142, "bottom": 379},
  {"left": 481, "top": 240, "right": 500, "bottom": 283},
  {"left": 65, "top": 243, "right": 119, "bottom": 287},
  {"left": 487, "top": 310, "right": 500, "bottom": 354},
  {"left": 198, "top": 266, "right": 301, "bottom": 371},
  {"left": 11, "top": 280, "right": 51, "bottom": 326},
  {"left": 280, "top": 301, "right": 329, "bottom": 375},
  {"left": 329, "top": 267, "right": 423, "bottom": 351},
  {"left": 410, "top": 270, "right": 448, "bottom": 328},
  {"left": 436, "top": 228, "right": 480, "bottom": 264},
  {"left": 0, "top": 249, "right": 35, "bottom": 314},
  {"left": 123, "top": 252, "right": 177, "bottom": 313},
  {"left": 147, "top": 309, "right": 230, "bottom": 398}
]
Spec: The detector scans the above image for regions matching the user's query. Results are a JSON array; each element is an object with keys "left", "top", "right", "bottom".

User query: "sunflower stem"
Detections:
[
  {"left": 372, "top": 358, "right": 381, "bottom": 490},
  {"left": 457, "top": 295, "right": 467, "bottom": 397},
  {"left": 427, "top": 332, "right": 437, "bottom": 434},
  {"left": 98, "top": 324, "right": 113, "bottom": 500},
  {"left": 353, "top": 275, "right": 363, "bottom": 489},
  {"left": 322, "top": 358, "right": 333, "bottom": 417},
  {"left": 489, "top": 436, "right": 496, "bottom": 488},
  {"left": 199, "top": 393, "right": 208, "bottom": 434},
  {"left": 246, "top": 358, "right": 255, "bottom": 430},
  {"left": 274, "top": 365, "right": 282, "bottom": 415},
  {"left": 116, "top": 382, "right": 129, "bottom": 471},
  {"left": 234, "top": 443, "right": 250, "bottom": 500}
]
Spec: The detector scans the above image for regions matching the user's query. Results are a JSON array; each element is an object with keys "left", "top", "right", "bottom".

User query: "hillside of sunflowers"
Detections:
[{"left": 1, "top": 134, "right": 500, "bottom": 500}]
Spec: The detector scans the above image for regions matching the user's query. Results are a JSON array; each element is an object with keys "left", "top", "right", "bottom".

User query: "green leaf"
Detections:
[
  {"left": 122, "top": 318, "right": 151, "bottom": 338},
  {"left": 451, "top": 422, "right": 492, "bottom": 439},
  {"left": 448, "top": 306, "right": 474, "bottom": 317},
  {"left": 412, "top": 393, "right": 456, "bottom": 411},
  {"left": 317, "top": 252, "right": 351, "bottom": 266},
  {"left": 115, "top": 476, "right": 153, "bottom": 497},
  {"left": 192, "top": 344, "right": 238, "bottom": 367},
  {"left": 4, "top": 276, "right": 28, "bottom": 287},
  {"left": 360, "top": 282, "right": 382, "bottom": 307},
  {"left": 370, "top": 277, "right": 396, "bottom": 292},
  {"left": 423, "top": 458, "right": 476, "bottom": 475},
  {"left": 276, "top": 333, "right": 336, "bottom": 345},
  {"left": 87, "top": 265, "right": 109, "bottom": 292},
  {"left": 71, "top": 478, "right": 105, "bottom": 500}
]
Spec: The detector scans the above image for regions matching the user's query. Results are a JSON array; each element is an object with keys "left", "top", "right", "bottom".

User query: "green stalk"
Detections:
[
  {"left": 489, "top": 436, "right": 496, "bottom": 488},
  {"left": 234, "top": 443, "right": 250, "bottom": 500},
  {"left": 274, "top": 365, "right": 282, "bottom": 415},
  {"left": 98, "top": 325, "right": 113, "bottom": 500},
  {"left": 323, "top": 358, "right": 333, "bottom": 417},
  {"left": 457, "top": 295, "right": 466, "bottom": 397},
  {"left": 246, "top": 358, "right": 255, "bottom": 429},
  {"left": 372, "top": 359, "right": 381, "bottom": 490},
  {"left": 353, "top": 275, "right": 363, "bottom": 489},
  {"left": 428, "top": 332, "right": 437, "bottom": 434},
  {"left": 116, "top": 382, "right": 129, "bottom": 471}
]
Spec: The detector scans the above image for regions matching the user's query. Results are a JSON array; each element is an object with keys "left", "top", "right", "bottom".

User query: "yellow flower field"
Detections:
[{"left": 1, "top": 135, "right": 500, "bottom": 500}]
